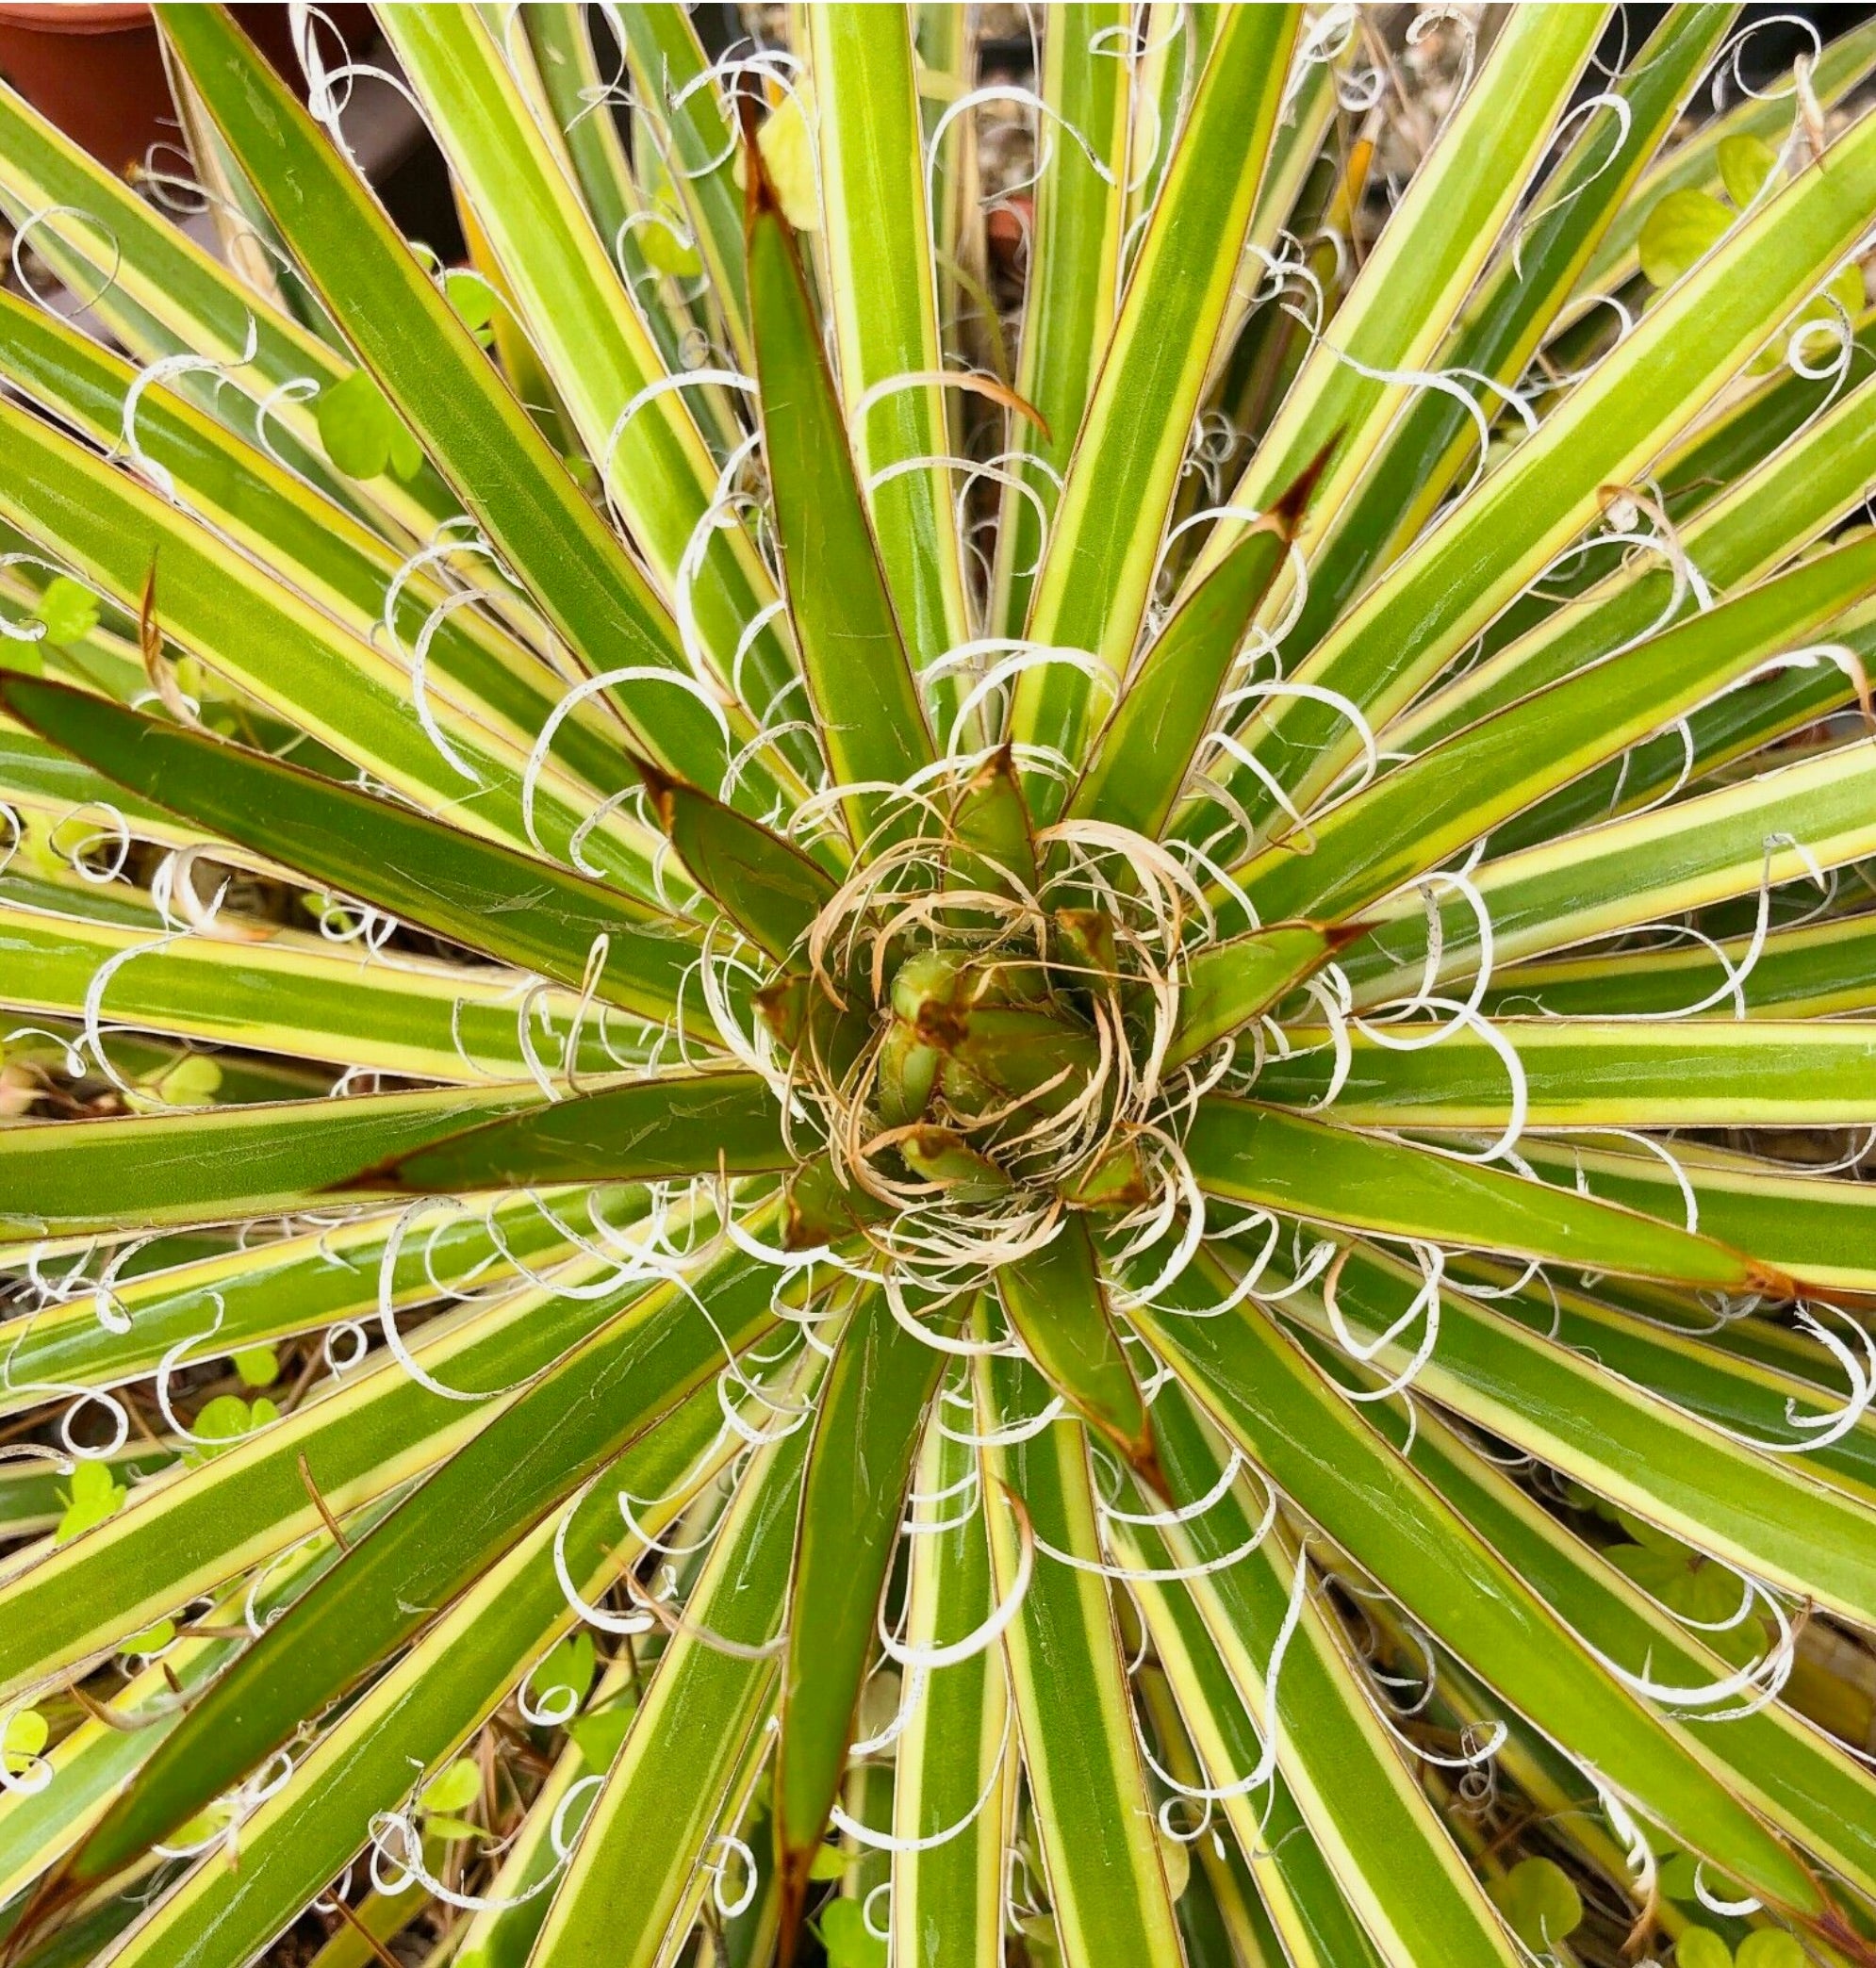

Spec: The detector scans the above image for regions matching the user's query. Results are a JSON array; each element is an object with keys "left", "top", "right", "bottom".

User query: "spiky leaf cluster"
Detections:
[{"left": 3, "top": 8, "right": 1876, "bottom": 1968}]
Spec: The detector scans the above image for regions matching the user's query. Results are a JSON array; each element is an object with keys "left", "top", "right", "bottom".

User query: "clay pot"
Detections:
[{"left": 0, "top": 4, "right": 369, "bottom": 176}]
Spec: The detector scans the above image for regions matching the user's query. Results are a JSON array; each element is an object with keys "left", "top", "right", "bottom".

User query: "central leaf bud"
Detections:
[{"left": 748, "top": 763, "right": 1195, "bottom": 1270}]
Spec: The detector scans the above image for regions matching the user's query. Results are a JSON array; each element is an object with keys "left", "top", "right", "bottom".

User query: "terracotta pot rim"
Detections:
[{"left": 0, "top": 4, "right": 152, "bottom": 30}]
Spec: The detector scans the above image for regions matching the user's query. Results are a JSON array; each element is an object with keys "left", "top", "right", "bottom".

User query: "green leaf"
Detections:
[
  {"left": 1639, "top": 187, "right": 1734, "bottom": 287},
  {"left": 887, "top": 1386, "right": 1009, "bottom": 1966},
  {"left": 817, "top": 1897, "right": 887, "bottom": 1968},
  {"left": 568, "top": 1700, "right": 635, "bottom": 1773},
  {"left": 1130, "top": 1256, "right": 1831, "bottom": 1931},
  {"left": 1286, "top": 7, "right": 1733, "bottom": 657},
  {"left": 66, "top": 1238, "right": 781, "bottom": 1884},
  {"left": 638, "top": 765, "right": 837, "bottom": 960},
  {"left": 806, "top": 9, "right": 973, "bottom": 704},
  {"left": 1257, "top": 1018, "right": 1876, "bottom": 1133},
  {"left": 523, "top": 1401, "right": 812, "bottom": 1968},
  {"left": 1660, "top": 1852, "right": 1703, "bottom": 1901},
  {"left": 746, "top": 128, "right": 937, "bottom": 844},
  {"left": 419, "top": 1757, "right": 482, "bottom": 1815},
  {"left": 989, "top": 4, "right": 1130, "bottom": 639},
  {"left": 775, "top": 1290, "right": 945, "bottom": 1926},
  {"left": 534, "top": 1630, "right": 596, "bottom": 1714},
  {"left": 0, "top": 676, "right": 694, "bottom": 1019},
  {"left": 1678, "top": 1931, "right": 1733, "bottom": 1968},
  {"left": 1184, "top": 1097, "right": 1777, "bottom": 1293},
  {"left": 30, "top": 576, "right": 100, "bottom": 648},
  {"left": 996, "top": 1216, "right": 1155, "bottom": 1482},
  {"left": 1014, "top": 7, "right": 1302, "bottom": 801},
  {"left": 978, "top": 1350, "right": 1186, "bottom": 1968},
  {"left": 807, "top": 1843, "right": 850, "bottom": 1882},
  {"left": 314, "top": 368, "right": 424, "bottom": 484},
  {"left": 443, "top": 268, "right": 498, "bottom": 336},
  {"left": 1217, "top": 100, "right": 1876, "bottom": 843},
  {"left": 1488, "top": 1857, "right": 1582, "bottom": 1950},
  {"left": 189, "top": 1393, "right": 277, "bottom": 1458},
  {"left": 3, "top": 1709, "right": 48, "bottom": 1777},
  {"left": 55, "top": 1459, "right": 124, "bottom": 1544},
  {"left": 1736, "top": 1932, "right": 1806, "bottom": 1968},
  {"left": 1168, "top": 926, "right": 1339, "bottom": 1068},
  {"left": 0, "top": 1079, "right": 546, "bottom": 1242},
  {"left": 1286, "top": 1242, "right": 1876, "bottom": 1631},
  {"left": 1235, "top": 533, "right": 1876, "bottom": 924},
  {"left": 232, "top": 1345, "right": 279, "bottom": 1389},
  {"left": 121, "top": 1618, "right": 176, "bottom": 1656},
  {"left": 1342, "top": 739, "right": 1876, "bottom": 1009},
  {"left": 156, "top": 3, "right": 755, "bottom": 798},
  {"left": 367, "top": 1071, "right": 788, "bottom": 1195},
  {"left": 1192, "top": 7, "right": 1611, "bottom": 622},
  {"left": 88, "top": 1382, "right": 732, "bottom": 1968},
  {"left": 380, "top": 8, "right": 797, "bottom": 737},
  {"left": 1069, "top": 514, "right": 1296, "bottom": 841},
  {"left": 1719, "top": 133, "right": 1780, "bottom": 208}
]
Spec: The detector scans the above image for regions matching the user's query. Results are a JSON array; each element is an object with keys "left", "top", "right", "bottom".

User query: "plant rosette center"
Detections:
[{"left": 751, "top": 780, "right": 1199, "bottom": 1278}]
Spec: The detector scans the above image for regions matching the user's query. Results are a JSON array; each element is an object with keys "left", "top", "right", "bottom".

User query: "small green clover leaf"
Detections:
[
  {"left": 149, "top": 1054, "right": 223, "bottom": 1107},
  {"left": 1489, "top": 1855, "right": 1583, "bottom": 1951},
  {"left": 533, "top": 1630, "right": 595, "bottom": 1717},
  {"left": 808, "top": 1842, "right": 851, "bottom": 1881},
  {"left": 816, "top": 1896, "right": 887, "bottom": 1968},
  {"left": 33, "top": 575, "right": 102, "bottom": 648},
  {"left": 189, "top": 1393, "right": 280, "bottom": 1461},
  {"left": 567, "top": 1699, "right": 634, "bottom": 1771},
  {"left": 1637, "top": 188, "right": 1732, "bottom": 287},
  {"left": 1717, "top": 132, "right": 1779, "bottom": 208},
  {"left": 315, "top": 368, "right": 425, "bottom": 483},
  {"left": 56, "top": 1458, "right": 125, "bottom": 1543},
  {"left": 1736, "top": 1930, "right": 1806, "bottom": 1967},
  {"left": 232, "top": 1345, "right": 280, "bottom": 1389},
  {"left": 419, "top": 1756, "right": 485, "bottom": 1843},
  {"left": 4, "top": 1708, "right": 48, "bottom": 1776},
  {"left": 444, "top": 268, "right": 498, "bottom": 347}
]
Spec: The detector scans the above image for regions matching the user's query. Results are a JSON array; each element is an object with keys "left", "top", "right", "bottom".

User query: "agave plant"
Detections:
[{"left": 5, "top": 4, "right": 1876, "bottom": 1965}]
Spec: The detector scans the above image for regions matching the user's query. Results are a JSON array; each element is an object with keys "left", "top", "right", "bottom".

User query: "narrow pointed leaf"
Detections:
[
  {"left": 1129, "top": 1262, "right": 1835, "bottom": 1936},
  {"left": 746, "top": 133, "right": 937, "bottom": 842},
  {"left": 996, "top": 1217, "right": 1155, "bottom": 1480},
  {"left": 0, "top": 676, "right": 691, "bottom": 1017},
  {"left": 1216, "top": 97, "right": 1876, "bottom": 835},
  {"left": 1119, "top": 1394, "right": 1519, "bottom": 1968},
  {"left": 977, "top": 1353, "right": 1185, "bottom": 1968},
  {"left": 1239, "top": 534, "right": 1876, "bottom": 922},
  {"left": 365, "top": 1072, "right": 788, "bottom": 1195},
  {"left": 1012, "top": 6, "right": 1302, "bottom": 799},
  {"left": 156, "top": 3, "right": 752, "bottom": 795},
  {"left": 382, "top": 8, "right": 794, "bottom": 721},
  {"left": 775, "top": 1290, "right": 946, "bottom": 1926},
  {"left": 1341, "top": 739, "right": 1876, "bottom": 1007},
  {"left": 1184, "top": 1096, "right": 1783, "bottom": 1292},
  {"left": 524, "top": 1411, "right": 813, "bottom": 1968},
  {"left": 641, "top": 766, "right": 836, "bottom": 961},
  {"left": 1193, "top": 7, "right": 1609, "bottom": 594},
  {"left": 91, "top": 1390, "right": 731, "bottom": 1968},
  {"left": 66, "top": 1242, "right": 781, "bottom": 1883},
  {"left": 1169, "top": 925, "right": 1339, "bottom": 1067},
  {"left": 808, "top": 8, "right": 975, "bottom": 691},
  {"left": 1292, "top": 1244, "right": 1876, "bottom": 1629},
  {"left": 0, "top": 1082, "right": 544, "bottom": 1242},
  {"left": 990, "top": 4, "right": 1131, "bottom": 638},
  {"left": 1071, "top": 515, "right": 1294, "bottom": 839},
  {"left": 889, "top": 1398, "right": 1010, "bottom": 1968},
  {"left": 1260, "top": 1019, "right": 1876, "bottom": 1130}
]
